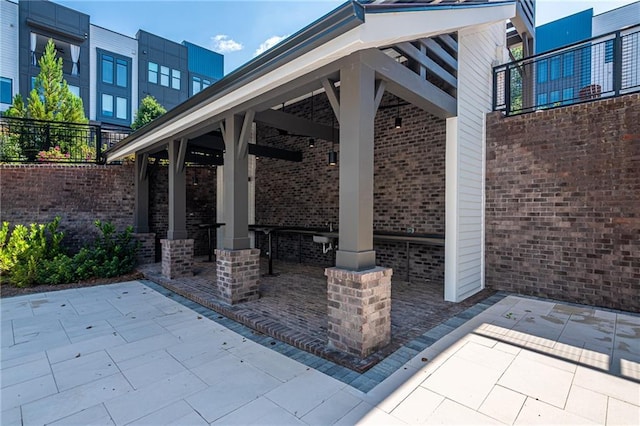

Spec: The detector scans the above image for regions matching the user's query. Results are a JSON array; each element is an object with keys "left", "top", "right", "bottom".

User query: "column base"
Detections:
[
  {"left": 215, "top": 248, "right": 261, "bottom": 305},
  {"left": 133, "top": 233, "right": 156, "bottom": 265},
  {"left": 161, "top": 239, "right": 194, "bottom": 279},
  {"left": 325, "top": 266, "right": 393, "bottom": 358}
]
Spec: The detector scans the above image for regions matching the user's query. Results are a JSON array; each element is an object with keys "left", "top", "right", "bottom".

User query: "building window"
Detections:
[
  {"left": 0, "top": 77, "right": 12, "bottom": 104},
  {"left": 160, "top": 66, "right": 169, "bottom": 87},
  {"left": 202, "top": 79, "right": 211, "bottom": 89},
  {"left": 192, "top": 76, "right": 201, "bottom": 94},
  {"left": 68, "top": 85, "right": 80, "bottom": 98},
  {"left": 171, "top": 69, "right": 180, "bottom": 90},
  {"left": 116, "top": 59, "right": 128, "bottom": 88},
  {"left": 102, "top": 93, "right": 114, "bottom": 117},
  {"left": 537, "top": 60, "right": 548, "bottom": 83},
  {"left": 550, "top": 90, "right": 560, "bottom": 104},
  {"left": 550, "top": 57, "right": 561, "bottom": 80},
  {"left": 148, "top": 62, "right": 158, "bottom": 84},
  {"left": 102, "top": 55, "right": 114, "bottom": 84},
  {"left": 562, "top": 54, "right": 574, "bottom": 78},
  {"left": 116, "top": 97, "right": 127, "bottom": 120}
]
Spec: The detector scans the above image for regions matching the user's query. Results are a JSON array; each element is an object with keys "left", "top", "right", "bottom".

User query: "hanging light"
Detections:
[
  {"left": 192, "top": 170, "right": 199, "bottom": 186},
  {"left": 394, "top": 95, "right": 402, "bottom": 129},
  {"left": 308, "top": 91, "right": 315, "bottom": 148},
  {"left": 328, "top": 114, "right": 337, "bottom": 166}
]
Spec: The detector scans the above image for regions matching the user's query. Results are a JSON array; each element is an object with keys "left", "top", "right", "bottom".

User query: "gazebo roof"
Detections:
[{"left": 106, "top": 0, "right": 516, "bottom": 162}]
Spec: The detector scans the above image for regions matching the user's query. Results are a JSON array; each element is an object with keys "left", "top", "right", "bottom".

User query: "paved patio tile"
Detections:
[
  {"left": 47, "top": 333, "right": 126, "bottom": 364},
  {"left": 103, "top": 371, "right": 206, "bottom": 425},
  {"left": 21, "top": 373, "right": 132, "bottom": 426},
  {"left": 423, "top": 398, "right": 502, "bottom": 425},
  {"left": 420, "top": 354, "right": 504, "bottom": 410},
  {"left": 128, "top": 400, "right": 206, "bottom": 426},
  {"left": 478, "top": 384, "right": 527, "bottom": 424},
  {"left": 212, "top": 396, "right": 304, "bottom": 425},
  {"left": 573, "top": 365, "right": 640, "bottom": 405},
  {"left": 514, "top": 397, "right": 597, "bottom": 425},
  {"left": 301, "top": 390, "right": 363, "bottom": 425},
  {"left": 333, "top": 401, "right": 407, "bottom": 425},
  {"left": 565, "top": 384, "right": 608, "bottom": 424},
  {"left": 389, "top": 386, "right": 444, "bottom": 424},
  {"left": 117, "top": 349, "right": 187, "bottom": 389},
  {"left": 498, "top": 354, "right": 574, "bottom": 408},
  {"left": 106, "top": 331, "right": 181, "bottom": 363},
  {"left": 1, "top": 355, "right": 51, "bottom": 388},
  {"left": 264, "top": 369, "right": 346, "bottom": 418},
  {"left": 48, "top": 404, "right": 115, "bottom": 426},
  {"left": 1, "top": 407, "right": 23, "bottom": 426},
  {"left": 606, "top": 397, "right": 640, "bottom": 426},
  {"left": 51, "top": 350, "right": 120, "bottom": 391},
  {"left": 1, "top": 373, "right": 58, "bottom": 410}
]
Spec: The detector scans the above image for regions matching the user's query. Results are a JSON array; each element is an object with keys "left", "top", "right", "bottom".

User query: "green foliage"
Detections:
[
  {"left": 131, "top": 95, "right": 166, "bottom": 130},
  {"left": 1, "top": 217, "right": 139, "bottom": 287},
  {"left": 0, "top": 217, "right": 65, "bottom": 287}
]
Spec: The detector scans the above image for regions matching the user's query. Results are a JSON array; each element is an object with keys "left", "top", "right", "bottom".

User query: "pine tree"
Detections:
[
  {"left": 131, "top": 95, "right": 166, "bottom": 130},
  {"left": 6, "top": 39, "right": 87, "bottom": 123}
]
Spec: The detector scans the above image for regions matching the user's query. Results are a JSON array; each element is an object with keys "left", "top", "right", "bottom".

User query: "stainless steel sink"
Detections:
[{"left": 313, "top": 235, "right": 333, "bottom": 244}]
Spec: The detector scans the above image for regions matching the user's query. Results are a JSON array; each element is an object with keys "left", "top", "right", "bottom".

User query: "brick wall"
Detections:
[
  {"left": 255, "top": 93, "right": 446, "bottom": 281},
  {"left": 485, "top": 94, "right": 640, "bottom": 312},
  {"left": 149, "top": 165, "right": 216, "bottom": 258},
  {"left": 0, "top": 163, "right": 135, "bottom": 251}
]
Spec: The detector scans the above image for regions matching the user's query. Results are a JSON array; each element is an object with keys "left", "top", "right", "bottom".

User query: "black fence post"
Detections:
[
  {"left": 96, "top": 125, "right": 103, "bottom": 164},
  {"left": 613, "top": 31, "right": 623, "bottom": 96},
  {"left": 505, "top": 64, "right": 512, "bottom": 116}
]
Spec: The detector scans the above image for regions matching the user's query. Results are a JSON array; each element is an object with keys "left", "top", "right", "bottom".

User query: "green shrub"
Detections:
[{"left": 0, "top": 217, "right": 65, "bottom": 287}]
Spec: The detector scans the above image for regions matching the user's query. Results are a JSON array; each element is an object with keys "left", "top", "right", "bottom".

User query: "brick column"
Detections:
[
  {"left": 325, "top": 267, "right": 392, "bottom": 358},
  {"left": 215, "top": 248, "right": 260, "bottom": 305},
  {"left": 133, "top": 233, "right": 156, "bottom": 265},
  {"left": 161, "top": 239, "right": 194, "bottom": 279}
]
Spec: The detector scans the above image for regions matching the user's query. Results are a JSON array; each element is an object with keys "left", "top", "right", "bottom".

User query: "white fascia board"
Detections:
[{"left": 107, "top": 3, "right": 515, "bottom": 161}]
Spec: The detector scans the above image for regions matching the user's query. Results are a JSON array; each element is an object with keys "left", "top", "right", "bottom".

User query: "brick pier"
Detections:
[
  {"left": 325, "top": 267, "right": 393, "bottom": 358},
  {"left": 160, "top": 239, "right": 194, "bottom": 279},
  {"left": 215, "top": 248, "right": 261, "bottom": 305}
]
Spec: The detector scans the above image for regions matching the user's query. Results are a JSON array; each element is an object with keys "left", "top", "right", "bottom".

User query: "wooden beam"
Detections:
[
  {"left": 420, "top": 38, "right": 457, "bottom": 70},
  {"left": 373, "top": 79, "right": 386, "bottom": 113},
  {"left": 359, "top": 49, "right": 456, "bottom": 118},
  {"left": 176, "top": 138, "right": 187, "bottom": 173},
  {"left": 396, "top": 42, "right": 457, "bottom": 88},
  {"left": 437, "top": 34, "right": 458, "bottom": 53},
  {"left": 138, "top": 153, "right": 148, "bottom": 183},
  {"left": 249, "top": 144, "right": 302, "bottom": 162},
  {"left": 321, "top": 78, "right": 341, "bottom": 121},
  {"left": 254, "top": 108, "right": 336, "bottom": 142},
  {"left": 237, "top": 109, "right": 255, "bottom": 160}
]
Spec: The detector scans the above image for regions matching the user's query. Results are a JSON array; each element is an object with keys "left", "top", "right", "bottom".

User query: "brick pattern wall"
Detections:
[
  {"left": 133, "top": 232, "right": 156, "bottom": 265},
  {"left": 0, "top": 163, "right": 135, "bottom": 252},
  {"left": 149, "top": 165, "right": 217, "bottom": 258},
  {"left": 326, "top": 266, "right": 392, "bottom": 358},
  {"left": 485, "top": 94, "right": 640, "bottom": 312},
  {"left": 161, "top": 238, "right": 194, "bottom": 278},
  {"left": 255, "top": 93, "right": 446, "bottom": 280},
  {"left": 215, "top": 248, "right": 260, "bottom": 304}
]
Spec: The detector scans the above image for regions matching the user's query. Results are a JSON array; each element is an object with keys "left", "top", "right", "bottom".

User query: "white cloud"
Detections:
[
  {"left": 254, "top": 35, "right": 288, "bottom": 56},
  {"left": 210, "top": 34, "right": 243, "bottom": 53}
]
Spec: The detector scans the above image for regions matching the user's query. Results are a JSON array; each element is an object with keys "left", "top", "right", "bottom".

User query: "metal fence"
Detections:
[
  {"left": 0, "top": 116, "right": 131, "bottom": 163},
  {"left": 494, "top": 26, "right": 639, "bottom": 115}
]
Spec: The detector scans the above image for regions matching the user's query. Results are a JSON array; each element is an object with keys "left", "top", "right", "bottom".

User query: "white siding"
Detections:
[
  {"left": 0, "top": 0, "right": 19, "bottom": 111},
  {"left": 445, "top": 21, "right": 505, "bottom": 302},
  {"left": 592, "top": 2, "right": 640, "bottom": 36},
  {"left": 89, "top": 24, "right": 138, "bottom": 122}
]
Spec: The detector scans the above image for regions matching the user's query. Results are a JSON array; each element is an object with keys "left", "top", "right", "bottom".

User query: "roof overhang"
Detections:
[{"left": 106, "top": 0, "right": 516, "bottom": 162}]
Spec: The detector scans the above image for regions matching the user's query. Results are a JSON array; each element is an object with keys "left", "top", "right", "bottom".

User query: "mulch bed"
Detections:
[{"left": 0, "top": 271, "right": 144, "bottom": 298}]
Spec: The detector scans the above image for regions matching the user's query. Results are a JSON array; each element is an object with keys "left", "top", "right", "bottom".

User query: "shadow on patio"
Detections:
[{"left": 139, "top": 257, "right": 494, "bottom": 372}]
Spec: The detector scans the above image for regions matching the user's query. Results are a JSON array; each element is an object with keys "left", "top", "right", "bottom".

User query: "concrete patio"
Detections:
[{"left": 1, "top": 280, "right": 638, "bottom": 425}]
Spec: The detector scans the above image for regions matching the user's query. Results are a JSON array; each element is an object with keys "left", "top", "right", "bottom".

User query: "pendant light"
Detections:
[
  {"left": 308, "top": 91, "right": 315, "bottom": 148},
  {"left": 328, "top": 114, "right": 337, "bottom": 166},
  {"left": 394, "top": 95, "right": 402, "bottom": 129}
]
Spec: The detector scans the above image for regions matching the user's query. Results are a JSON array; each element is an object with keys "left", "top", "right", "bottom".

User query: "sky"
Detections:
[{"left": 55, "top": 0, "right": 639, "bottom": 74}]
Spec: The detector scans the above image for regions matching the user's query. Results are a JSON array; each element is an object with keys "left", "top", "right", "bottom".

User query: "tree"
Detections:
[
  {"left": 5, "top": 39, "right": 87, "bottom": 123},
  {"left": 131, "top": 95, "right": 166, "bottom": 130}
]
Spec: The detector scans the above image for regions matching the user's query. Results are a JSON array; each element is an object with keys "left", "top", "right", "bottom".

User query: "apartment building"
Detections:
[{"left": 0, "top": 0, "right": 223, "bottom": 128}]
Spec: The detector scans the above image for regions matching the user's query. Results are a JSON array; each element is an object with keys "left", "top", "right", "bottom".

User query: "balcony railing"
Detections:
[
  {"left": 494, "top": 26, "right": 639, "bottom": 116},
  {"left": 0, "top": 116, "right": 131, "bottom": 164}
]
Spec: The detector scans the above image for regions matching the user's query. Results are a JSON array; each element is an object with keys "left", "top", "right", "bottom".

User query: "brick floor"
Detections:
[{"left": 139, "top": 257, "right": 494, "bottom": 372}]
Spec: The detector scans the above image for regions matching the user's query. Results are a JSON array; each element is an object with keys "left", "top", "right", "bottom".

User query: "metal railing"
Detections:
[
  {"left": 0, "top": 116, "right": 131, "bottom": 164},
  {"left": 494, "top": 26, "right": 639, "bottom": 115}
]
